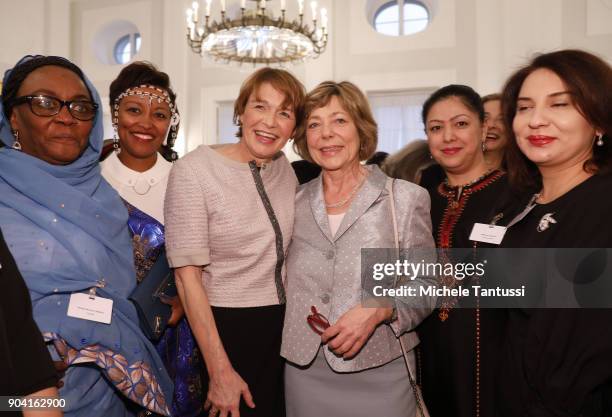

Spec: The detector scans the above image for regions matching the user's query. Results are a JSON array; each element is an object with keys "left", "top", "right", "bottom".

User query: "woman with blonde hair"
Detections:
[{"left": 282, "top": 81, "right": 435, "bottom": 417}]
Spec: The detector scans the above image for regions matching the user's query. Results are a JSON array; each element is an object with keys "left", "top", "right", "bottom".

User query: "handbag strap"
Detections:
[{"left": 385, "top": 178, "right": 427, "bottom": 417}]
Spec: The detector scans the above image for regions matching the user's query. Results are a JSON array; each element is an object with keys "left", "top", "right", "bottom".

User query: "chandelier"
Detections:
[{"left": 185, "top": 0, "right": 329, "bottom": 65}]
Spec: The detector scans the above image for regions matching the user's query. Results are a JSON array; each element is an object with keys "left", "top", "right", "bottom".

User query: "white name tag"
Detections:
[
  {"left": 67, "top": 293, "right": 113, "bottom": 324},
  {"left": 469, "top": 223, "right": 507, "bottom": 245}
]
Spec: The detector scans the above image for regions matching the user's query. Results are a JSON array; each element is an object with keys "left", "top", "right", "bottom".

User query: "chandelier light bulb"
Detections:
[
  {"left": 266, "top": 42, "right": 273, "bottom": 58},
  {"left": 241, "top": 0, "right": 246, "bottom": 8},
  {"left": 321, "top": 8, "right": 328, "bottom": 29},
  {"left": 298, "top": 0, "right": 304, "bottom": 15},
  {"left": 310, "top": 1, "right": 317, "bottom": 20},
  {"left": 280, "top": 0, "right": 286, "bottom": 11},
  {"left": 221, "top": 0, "right": 226, "bottom": 12},
  {"left": 205, "top": 0, "right": 211, "bottom": 17}
]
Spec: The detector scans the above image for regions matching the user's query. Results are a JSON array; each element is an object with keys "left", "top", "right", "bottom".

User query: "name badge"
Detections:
[
  {"left": 67, "top": 293, "right": 113, "bottom": 324},
  {"left": 469, "top": 223, "right": 507, "bottom": 245}
]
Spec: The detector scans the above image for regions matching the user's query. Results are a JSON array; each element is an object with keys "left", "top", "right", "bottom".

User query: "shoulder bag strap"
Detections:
[{"left": 385, "top": 177, "right": 429, "bottom": 417}]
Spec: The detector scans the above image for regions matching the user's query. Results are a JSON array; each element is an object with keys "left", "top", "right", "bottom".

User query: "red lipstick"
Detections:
[
  {"left": 441, "top": 147, "right": 462, "bottom": 155},
  {"left": 527, "top": 135, "right": 555, "bottom": 146}
]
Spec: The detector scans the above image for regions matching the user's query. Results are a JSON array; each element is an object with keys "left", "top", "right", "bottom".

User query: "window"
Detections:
[
  {"left": 113, "top": 33, "right": 141, "bottom": 65},
  {"left": 374, "top": 0, "right": 430, "bottom": 36},
  {"left": 217, "top": 101, "right": 237, "bottom": 144},
  {"left": 369, "top": 89, "right": 433, "bottom": 153}
]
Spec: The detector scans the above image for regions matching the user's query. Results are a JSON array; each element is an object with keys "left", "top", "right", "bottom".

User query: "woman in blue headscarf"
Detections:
[{"left": 0, "top": 55, "right": 173, "bottom": 416}]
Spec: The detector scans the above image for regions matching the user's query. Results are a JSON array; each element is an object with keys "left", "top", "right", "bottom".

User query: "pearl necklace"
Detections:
[{"left": 325, "top": 174, "right": 367, "bottom": 209}]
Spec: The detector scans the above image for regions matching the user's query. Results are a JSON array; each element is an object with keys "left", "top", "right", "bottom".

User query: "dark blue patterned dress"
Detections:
[{"left": 125, "top": 201, "right": 204, "bottom": 417}]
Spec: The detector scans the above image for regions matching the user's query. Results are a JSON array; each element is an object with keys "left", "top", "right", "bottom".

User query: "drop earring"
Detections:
[
  {"left": 481, "top": 141, "right": 487, "bottom": 152},
  {"left": 112, "top": 128, "right": 121, "bottom": 154},
  {"left": 112, "top": 109, "right": 121, "bottom": 154},
  {"left": 12, "top": 130, "right": 22, "bottom": 151},
  {"left": 596, "top": 133, "right": 604, "bottom": 147}
]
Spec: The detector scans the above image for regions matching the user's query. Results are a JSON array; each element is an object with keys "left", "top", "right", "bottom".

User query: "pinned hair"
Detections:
[{"left": 109, "top": 61, "right": 179, "bottom": 161}]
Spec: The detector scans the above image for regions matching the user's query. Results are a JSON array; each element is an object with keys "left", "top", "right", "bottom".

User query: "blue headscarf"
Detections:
[{"left": 0, "top": 56, "right": 172, "bottom": 416}]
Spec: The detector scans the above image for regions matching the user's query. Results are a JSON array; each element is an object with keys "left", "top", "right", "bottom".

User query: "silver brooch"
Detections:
[{"left": 537, "top": 213, "right": 557, "bottom": 232}]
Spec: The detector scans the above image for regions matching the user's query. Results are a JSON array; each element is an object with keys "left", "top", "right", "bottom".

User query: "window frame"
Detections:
[
  {"left": 113, "top": 32, "right": 141, "bottom": 65},
  {"left": 373, "top": 0, "right": 430, "bottom": 36}
]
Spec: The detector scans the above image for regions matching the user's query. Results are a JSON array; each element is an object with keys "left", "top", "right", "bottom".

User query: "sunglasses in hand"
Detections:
[{"left": 306, "top": 305, "right": 330, "bottom": 335}]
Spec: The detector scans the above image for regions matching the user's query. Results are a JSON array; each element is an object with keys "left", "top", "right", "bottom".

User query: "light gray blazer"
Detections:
[{"left": 281, "top": 165, "right": 435, "bottom": 372}]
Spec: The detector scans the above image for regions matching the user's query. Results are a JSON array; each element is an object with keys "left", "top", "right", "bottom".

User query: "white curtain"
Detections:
[{"left": 369, "top": 90, "right": 433, "bottom": 153}]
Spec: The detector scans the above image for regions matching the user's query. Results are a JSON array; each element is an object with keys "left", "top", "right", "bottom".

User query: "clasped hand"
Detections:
[{"left": 321, "top": 305, "right": 393, "bottom": 359}]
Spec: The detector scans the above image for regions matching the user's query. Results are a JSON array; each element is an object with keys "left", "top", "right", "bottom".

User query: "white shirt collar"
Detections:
[{"left": 103, "top": 151, "right": 172, "bottom": 193}]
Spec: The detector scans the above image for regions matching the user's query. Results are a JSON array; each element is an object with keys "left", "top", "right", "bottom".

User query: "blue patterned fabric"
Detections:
[
  {"left": 125, "top": 201, "right": 166, "bottom": 284},
  {"left": 0, "top": 55, "right": 172, "bottom": 416},
  {"left": 124, "top": 201, "right": 204, "bottom": 417}
]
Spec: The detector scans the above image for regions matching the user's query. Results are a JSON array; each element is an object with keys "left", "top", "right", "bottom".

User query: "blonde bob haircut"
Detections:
[
  {"left": 233, "top": 67, "right": 306, "bottom": 138},
  {"left": 294, "top": 81, "right": 378, "bottom": 162}
]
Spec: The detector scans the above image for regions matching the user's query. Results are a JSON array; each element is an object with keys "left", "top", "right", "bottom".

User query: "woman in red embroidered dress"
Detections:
[{"left": 416, "top": 85, "right": 508, "bottom": 417}]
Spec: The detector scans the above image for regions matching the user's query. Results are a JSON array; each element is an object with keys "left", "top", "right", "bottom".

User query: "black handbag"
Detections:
[{"left": 129, "top": 249, "right": 177, "bottom": 341}]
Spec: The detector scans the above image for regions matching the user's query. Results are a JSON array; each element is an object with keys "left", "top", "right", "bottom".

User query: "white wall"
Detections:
[
  {"left": 0, "top": 0, "right": 71, "bottom": 74},
  {"left": 1, "top": 0, "right": 611, "bottom": 153}
]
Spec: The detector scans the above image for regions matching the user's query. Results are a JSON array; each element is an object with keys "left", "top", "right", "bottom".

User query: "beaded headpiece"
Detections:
[{"left": 112, "top": 84, "right": 180, "bottom": 159}]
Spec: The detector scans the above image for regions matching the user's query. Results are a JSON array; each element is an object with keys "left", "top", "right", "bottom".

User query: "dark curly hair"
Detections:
[{"left": 109, "top": 61, "right": 179, "bottom": 161}]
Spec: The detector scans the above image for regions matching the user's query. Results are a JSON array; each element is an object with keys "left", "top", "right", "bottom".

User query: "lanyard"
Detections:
[{"left": 506, "top": 193, "right": 539, "bottom": 229}]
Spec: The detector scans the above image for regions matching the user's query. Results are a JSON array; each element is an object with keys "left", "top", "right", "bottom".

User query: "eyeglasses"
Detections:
[
  {"left": 12, "top": 95, "right": 98, "bottom": 121},
  {"left": 306, "top": 305, "right": 330, "bottom": 335}
]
